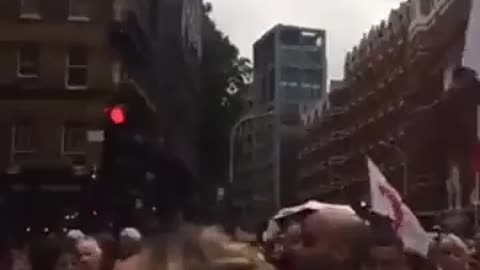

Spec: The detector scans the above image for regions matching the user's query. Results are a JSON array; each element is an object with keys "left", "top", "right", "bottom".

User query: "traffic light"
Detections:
[
  {"left": 101, "top": 101, "right": 155, "bottom": 185},
  {"left": 105, "top": 105, "right": 127, "bottom": 125}
]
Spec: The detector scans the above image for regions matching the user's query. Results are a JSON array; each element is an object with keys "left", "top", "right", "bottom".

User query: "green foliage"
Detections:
[{"left": 197, "top": 4, "right": 252, "bottom": 187}]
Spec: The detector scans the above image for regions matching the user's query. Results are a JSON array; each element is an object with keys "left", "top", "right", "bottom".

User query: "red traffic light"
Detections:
[{"left": 106, "top": 105, "right": 126, "bottom": 125}]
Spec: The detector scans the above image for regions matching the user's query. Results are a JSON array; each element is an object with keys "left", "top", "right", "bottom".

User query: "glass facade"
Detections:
[
  {"left": 279, "top": 67, "right": 323, "bottom": 100},
  {"left": 280, "top": 48, "right": 323, "bottom": 67}
]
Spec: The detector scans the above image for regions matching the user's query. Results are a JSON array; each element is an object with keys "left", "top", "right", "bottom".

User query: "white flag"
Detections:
[{"left": 368, "top": 158, "right": 431, "bottom": 257}]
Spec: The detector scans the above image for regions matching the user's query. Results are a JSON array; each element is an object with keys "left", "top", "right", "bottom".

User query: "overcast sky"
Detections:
[{"left": 208, "top": 0, "right": 403, "bottom": 80}]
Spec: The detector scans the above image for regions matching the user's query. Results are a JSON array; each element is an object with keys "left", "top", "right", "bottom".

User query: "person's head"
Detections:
[
  {"left": 67, "top": 230, "right": 86, "bottom": 243},
  {"left": 119, "top": 228, "right": 142, "bottom": 259},
  {"left": 433, "top": 234, "right": 470, "bottom": 270},
  {"left": 54, "top": 240, "right": 78, "bottom": 270},
  {"left": 285, "top": 206, "right": 372, "bottom": 270},
  {"left": 76, "top": 237, "right": 102, "bottom": 270}
]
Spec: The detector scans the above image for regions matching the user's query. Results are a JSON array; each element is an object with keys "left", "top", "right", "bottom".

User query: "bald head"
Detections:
[
  {"left": 287, "top": 206, "right": 371, "bottom": 270},
  {"left": 434, "top": 234, "right": 470, "bottom": 270}
]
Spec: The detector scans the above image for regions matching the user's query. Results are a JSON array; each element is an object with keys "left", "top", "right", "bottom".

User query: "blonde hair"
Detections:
[{"left": 141, "top": 225, "right": 274, "bottom": 270}]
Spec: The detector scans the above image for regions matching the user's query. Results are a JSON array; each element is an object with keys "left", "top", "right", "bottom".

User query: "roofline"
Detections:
[{"left": 253, "top": 24, "right": 326, "bottom": 48}]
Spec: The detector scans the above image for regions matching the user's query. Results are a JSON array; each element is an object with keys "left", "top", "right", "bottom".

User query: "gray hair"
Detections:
[
  {"left": 120, "top": 228, "right": 142, "bottom": 241},
  {"left": 67, "top": 229, "right": 85, "bottom": 242}
]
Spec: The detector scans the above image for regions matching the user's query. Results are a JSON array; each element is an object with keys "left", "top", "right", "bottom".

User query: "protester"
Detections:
[
  {"left": 67, "top": 230, "right": 86, "bottom": 243},
  {"left": 53, "top": 239, "right": 79, "bottom": 270},
  {"left": 113, "top": 225, "right": 273, "bottom": 270},
  {"left": 11, "top": 247, "right": 31, "bottom": 270},
  {"left": 94, "top": 233, "right": 118, "bottom": 270},
  {"left": 118, "top": 228, "right": 142, "bottom": 260},
  {"left": 279, "top": 206, "right": 371, "bottom": 270},
  {"left": 77, "top": 237, "right": 103, "bottom": 270},
  {"left": 429, "top": 234, "right": 471, "bottom": 270}
]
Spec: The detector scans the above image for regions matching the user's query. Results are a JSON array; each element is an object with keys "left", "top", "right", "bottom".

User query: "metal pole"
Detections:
[
  {"left": 228, "top": 112, "right": 273, "bottom": 184},
  {"left": 228, "top": 116, "right": 250, "bottom": 184},
  {"left": 228, "top": 126, "right": 237, "bottom": 184}
]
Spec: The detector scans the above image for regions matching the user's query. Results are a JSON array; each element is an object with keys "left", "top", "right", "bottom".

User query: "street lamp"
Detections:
[
  {"left": 379, "top": 140, "right": 408, "bottom": 197},
  {"left": 228, "top": 111, "right": 274, "bottom": 184}
]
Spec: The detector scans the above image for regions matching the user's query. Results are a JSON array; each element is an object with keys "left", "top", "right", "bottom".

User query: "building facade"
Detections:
[
  {"left": 108, "top": 0, "right": 203, "bottom": 223},
  {"left": 111, "top": 0, "right": 202, "bottom": 178},
  {"left": 232, "top": 25, "right": 327, "bottom": 229},
  {"left": 297, "top": 0, "right": 477, "bottom": 229},
  {"left": 0, "top": 0, "right": 117, "bottom": 232}
]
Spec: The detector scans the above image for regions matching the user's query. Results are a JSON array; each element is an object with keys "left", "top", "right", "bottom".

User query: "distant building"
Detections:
[
  {"left": 297, "top": 0, "right": 477, "bottom": 228},
  {"left": 0, "top": 0, "right": 116, "bottom": 231},
  {"left": 329, "top": 79, "right": 345, "bottom": 92},
  {"left": 300, "top": 99, "right": 329, "bottom": 127},
  {"left": 299, "top": 79, "right": 344, "bottom": 126},
  {"left": 231, "top": 24, "right": 327, "bottom": 229}
]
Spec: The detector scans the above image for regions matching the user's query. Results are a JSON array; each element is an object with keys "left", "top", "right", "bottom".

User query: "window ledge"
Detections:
[
  {"left": 68, "top": 16, "right": 90, "bottom": 22},
  {"left": 19, "top": 13, "right": 42, "bottom": 20},
  {"left": 13, "top": 150, "right": 35, "bottom": 154},
  {"left": 63, "top": 152, "right": 87, "bottom": 155},
  {"left": 66, "top": 85, "right": 88, "bottom": 91},
  {"left": 17, "top": 73, "right": 39, "bottom": 79}
]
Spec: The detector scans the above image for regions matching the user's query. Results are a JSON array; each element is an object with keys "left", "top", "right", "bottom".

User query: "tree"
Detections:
[{"left": 196, "top": 3, "right": 252, "bottom": 217}]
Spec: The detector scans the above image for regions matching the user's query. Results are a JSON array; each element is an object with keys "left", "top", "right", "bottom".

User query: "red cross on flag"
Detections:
[{"left": 368, "top": 157, "right": 431, "bottom": 257}]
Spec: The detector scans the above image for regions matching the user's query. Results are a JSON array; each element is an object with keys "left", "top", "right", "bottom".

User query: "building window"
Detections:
[
  {"left": 66, "top": 47, "right": 88, "bottom": 90},
  {"left": 19, "top": 0, "right": 40, "bottom": 19},
  {"left": 280, "top": 29, "right": 300, "bottom": 45},
  {"left": 11, "top": 122, "right": 34, "bottom": 163},
  {"left": 62, "top": 124, "right": 87, "bottom": 165},
  {"left": 17, "top": 45, "right": 39, "bottom": 78},
  {"left": 62, "top": 124, "right": 86, "bottom": 154},
  {"left": 419, "top": 0, "right": 434, "bottom": 16},
  {"left": 300, "top": 31, "right": 323, "bottom": 47},
  {"left": 68, "top": 0, "right": 90, "bottom": 21}
]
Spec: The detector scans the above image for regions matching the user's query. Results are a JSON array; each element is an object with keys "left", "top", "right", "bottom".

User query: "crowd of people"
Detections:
[
  {"left": 0, "top": 227, "right": 143, "bottom": 270},
  {"left": 0, "top": 202, "right": 479, "bottom": 270}
]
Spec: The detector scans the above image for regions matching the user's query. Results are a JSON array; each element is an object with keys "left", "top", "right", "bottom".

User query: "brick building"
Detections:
[
  {"left": 0, "top": 0, "right": 117, "bottom": 232},
  {"left": 297, "top": 0, "right": 477, "bottom": 228}
]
